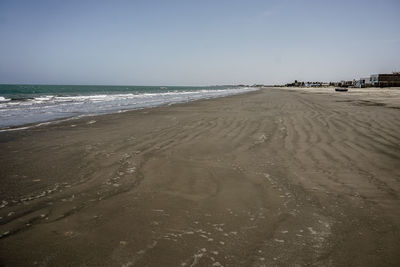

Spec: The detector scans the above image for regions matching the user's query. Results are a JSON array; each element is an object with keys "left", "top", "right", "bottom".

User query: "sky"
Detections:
[{"left": 0, "top": 0, "right": 399, "bottom": 86}]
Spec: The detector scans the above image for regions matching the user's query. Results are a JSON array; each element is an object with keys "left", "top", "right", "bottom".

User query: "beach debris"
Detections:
[
  {"left": 64, "top": 231, "right": 75, "bottom": 237},
  {"left": 20, "top": 184, "right": 60, "bottom": 203},
  {"left": 127, "top": 167, "right": 136, "bottom": 174},
  {"left": 190, "top": 249, "right": 206, "bottom": 266},
  {"left": 1, "top": 231, "right": 10, "bottom": 238},
  {"left": 255, "top": 134, "right": 268, "bottom": 144},
  {"left": 152, "top": 209, "right": 164, "bottom": 212},
  {"left": 0, "top": 200, "right": 8, "bottom": 208},
  {"left": 199, "top": 234, "right": 208, "bottom": 239},
  {"left": 307, "top": 227, "right": 317, "bottom": 235}
]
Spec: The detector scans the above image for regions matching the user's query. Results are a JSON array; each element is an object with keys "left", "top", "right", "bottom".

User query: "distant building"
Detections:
[
  {"left": 355, "top": 77, "right": 371, "bottom": 88},
  {"left": 305, "top": 82, "right": 322, "bottom": 87},
  {"left": 340, "top": 81, "right": 353, "bottom": 87},
  {"left": 370, "top": 73, "right": 400, "bottom": 87}
]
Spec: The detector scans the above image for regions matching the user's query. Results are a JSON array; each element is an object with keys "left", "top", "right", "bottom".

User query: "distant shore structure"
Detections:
[
  {"left": 285, "top": 72, "right": 400, "bottom": 88},
  {"left": 370, "top": 73, "right": 400, "bottom": 87}
]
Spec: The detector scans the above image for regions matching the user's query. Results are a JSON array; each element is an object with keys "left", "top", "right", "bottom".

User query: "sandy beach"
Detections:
[{"left": 0, "top": 87, "right": 399, "bottom": 266}]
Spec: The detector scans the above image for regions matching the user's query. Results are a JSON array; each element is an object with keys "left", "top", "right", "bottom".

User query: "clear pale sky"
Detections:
[{"left": 0, "top": 0, "right": 399, "bottom": 85}]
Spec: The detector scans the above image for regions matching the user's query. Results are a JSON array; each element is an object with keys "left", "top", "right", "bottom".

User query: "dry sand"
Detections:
[{"left": 0, "top": 87, "right": 399, "bottom": 266}]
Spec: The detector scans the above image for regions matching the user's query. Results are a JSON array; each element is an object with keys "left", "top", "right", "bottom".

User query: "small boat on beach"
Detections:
[{"left": 335, "top": 88, "right": 348, "bottom": 92}]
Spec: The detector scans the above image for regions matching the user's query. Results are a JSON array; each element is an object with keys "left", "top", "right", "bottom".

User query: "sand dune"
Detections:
[{"left": 0, "top": 88, "right": 399, "bottom": 266}]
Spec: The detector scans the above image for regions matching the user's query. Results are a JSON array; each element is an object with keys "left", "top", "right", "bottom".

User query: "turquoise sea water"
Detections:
[{"left": 0, "top": 84, "right": 257, "bottom": 130}]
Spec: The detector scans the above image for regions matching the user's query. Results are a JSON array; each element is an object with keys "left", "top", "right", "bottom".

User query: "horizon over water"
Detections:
[{"left": 0, "top": 84, "right": 257, "bottom": 130}]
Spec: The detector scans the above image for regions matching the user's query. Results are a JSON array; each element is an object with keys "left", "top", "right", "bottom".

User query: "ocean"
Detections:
[{"left": 0, "top": 84, "right": 257, "bottom": 130}]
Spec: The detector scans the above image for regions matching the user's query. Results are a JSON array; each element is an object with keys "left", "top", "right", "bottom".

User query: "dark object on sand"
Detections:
[{"left": 335, "top": 88, "right": 348, "bottom": 92}]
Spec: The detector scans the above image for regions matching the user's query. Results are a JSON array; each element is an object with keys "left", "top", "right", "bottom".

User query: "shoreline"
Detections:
[
  {"left": 0, "top": 87, "right": 259, "bottom": 132},
  {"left": 0, "top": 87, "right": 399, "bottom": 266}
]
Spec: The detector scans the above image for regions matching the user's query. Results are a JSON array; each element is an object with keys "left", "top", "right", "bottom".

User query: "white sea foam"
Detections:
[
  {"left": 0, "top": 87, "right": 258, "bottom": 130},
  {"left": 0, "top": 96, "right": 11, "bottom": 102}
]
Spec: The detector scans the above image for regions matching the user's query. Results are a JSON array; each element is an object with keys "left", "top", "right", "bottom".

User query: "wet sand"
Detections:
[{"left": 0, "top": 87, "right": 399, "bottom": 266}]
